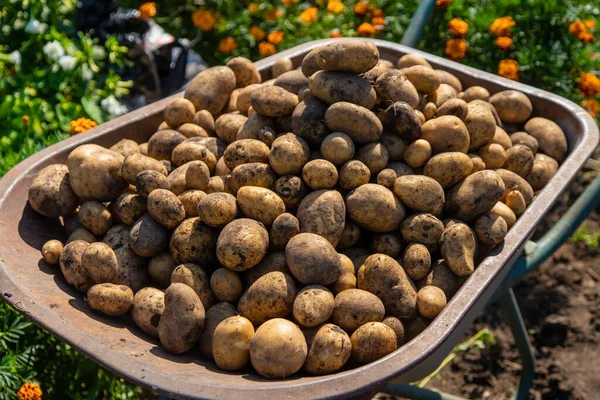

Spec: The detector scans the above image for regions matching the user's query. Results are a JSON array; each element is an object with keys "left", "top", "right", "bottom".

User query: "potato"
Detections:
[
  {"left": 238, "top": 271, "right": 296, "bottom": 325},
  {"left": 217, "top": 218, "right": 268, "bottom": 271},
  {"left": 293, "top": 285, "right": 334, "bottom": 328},
  {"left": 102, "top": 224, "right": 129, "bottom": 249},
  {"left": 376, "top": 169, "right": 396, "bottom": 188},
  {"left": 331, "top": 289, "right": 385, "bottom": 331},
  {"left": 28, "top": 165, "right": 79, "bottom": 218},
  {"left": 400, "top": 213, "right": 444, "bottom": 251},
  {"left": 250, "top": 85, "right": 298, "bottom": 117},
  {"left": 337, "top": 222, "right": 362, "bottom": 251},
  {"left": 269, "top": 133, "right": 310, "bottom": 175},
  {"left": 309, "top": 71, "right": 376, "bottom": 109},
  {"left": 290, "top": 190, "right": 345, "bottom": 248},
  {"left": 122, "top": 153, "right": 168, "bottom": 186},
  {"left": 429, "top": 83, "right": 457, "bottom": 108},
  {"left": 440, "top": 222, "right": 476, "bottom": 277},
  {"left": 300, "top": 159, "right": 338, "bottom": 190},
  {"left": 114, "top": 246, "right": 150, "bottom": 293},
  {"left": 436, "top": 98, "right": 468, "bottom": 120},
  {"left": 291, "top": 97, "right": 330, "bottom": 147},
  {"left": 42, "top": 240, "right": 63, "bottom": 265},
  {"left": 192, "top": 110, "right": 216, "bottom": 134},
  {"left": 147, "top": 130, "right": 187, "bottom": 161},
  {"left": 492, "top": 126, "right": 513, "bottom": 150},
  {"left": 270, "top": 213, "right": 300, "bottom": 250},
  {"left": 203, "top": 174, "right": 228, "bottom": 194},
  {"left": 245, "top": 252, "right": 289, "bottom": 287},
  {"left": 199, "top": 302, "right": 238, "bottom": 359},
  {"left": 87, "top": 283, "right": 133, "bottom": 316},
  {"left": 184, "top": 66, "right": 236, "bottom": 114},
  {"left": 186, "top": 136, "right": 227, "bottom": 159},
  {"left": 370, "top": 233, "right": 404, "bottom": 258},
  {"left": 459, "top": 86, "right": 490, "bottom": 103},
  {"left": 350, "top": 322, "right": 397, "bottom": 363},
  {"left": 380, "top": 133, "right": 407, "bottom": 162},
  {"left": 526, "top": 153, "right": 558, "bottom": 191},
  {"left": 364, "top": 59, "right": 394, "bottom": 82},
  {"left": 215, "top": 114, "right": 248, "bottom": 144},
  {"left": 178, "top": 123, "right": 208, "bottom": 139},
  {"left": 128, "top": 214, "right": 170, "bottom": 257},
  {"left": 496, "top": 168, "right": 534, "bottom": 206},
  {"left": 329, "top": 254, "right": 357, "bottom": 294},
  {"left": 401, "top": 65, "right": 441, "bottom": 94},
  {"left": 178, "top": 190, "right": 206, "bottom": 218},
  {"left": 474, "top": 213, "right": 508, "bottom": 247},
  {"left": 272, "top": 57, "right": 294, "bottom": 78},
  {"left": 110, "top": 139, "right": 140, "bottom": 157},
  {"left": 421, "top": 116, "right": 469, "bottom": 154},
  {"left": 461, "top": 102, "right": 495, "bottom": 152},
  {"left": 227, "top": 57, "right": 261, "bottom": 88},
  {"left": 445, "top": 170, "right": 506, "bottom": 221},
  {"left": 304, "top": 323, "right": 351, "bottom": 375},
  {"left": 320, "top": 132, "right": 355, "bottom": 166},
  {"left": 339, "top": 160, "right": 371, "bottom": 190},
  {"left": 422, "top": 102, "right": 436, "bottom": 120},
  {"left": 112, "top": 193, "right": 144, "bottom": 226},
  {"left": 424, "top": 152, "right": 472, "bottom": 188},
  {"left": 476, "top": 143, "right": 507, "bottom": 169},
  {"left": 504, "top": 189, "right": 527, "bottom": 216},
  {"left": 274, "top": 175, "right": 309, "bottom": 208},
  {"left": 145, "top": 189, "right": 185, "bottom": 229},
  {"left": 237, "top": 186, "right": 285, "bottom": 226},
  {"left": 466, "top": 154, "right": 485, "bottom": 173},
  {"left": 489, "top": 90, "right": 533, "bottom": 124},
  {"left": 148, "top": 252, "right": 177, "bottom": 288},
  {"left": 434, "top": 69, "right": 462, "bottom": 92},
  {"left": 223, "top": 139, "right": 270, "bottom": 170},
  {"left": 357, "top": 254, "right": 417, "bottom": 318},
  {"left": 214, "top": 157, "right": 231, "bottom": 177},
  {"left": 274, "top": 70, "right": 309, "bottom": 94},
  {"left": 67, "top": 144, "right": 126, "bottom": 201},
  {"left": 171, "top": 141, "right": 217, "bottom": 173},
  {"left": 131, "top": 287, "right": 165, "bottom": 337},
  {"left": 66, "top": 228, "right": 95, "bottom": 244},
  {"left": 171, "top": 263, "right": 215, "bottom": 310},
  {"left": 403, "top": 139, "right": 431, "bottom": 168},
  {"left": 79, "top": 201, "right": 113, "bottom": 236},
  {"left": 59, "top": 240, "right": 93, "bottom": 292},
  {"left": 136, "top": 170, "right": 170, "bottom": 197},
  {"left": 81, "top": 242, "right": 117, "bottom": 284},
  {"left": 315, "top": 39, "right": 378, "bottom": 73},
  {"left": 164, "top": 98, "right": 195, "bottom": 127},
  {"left": 169, "top": 217, "right": 217, "bottom": 266},
  {"left": 383, "top": 162, "right": 414, "bottom": 177},
  {"left": 286, "top": 233, "right": 342, "bottom": 285},
  {"left": 398, "top": 53, "right": 432, "bottom": 69},
  {"left": 250, "top": 318, "right": 307, "bottom": 378},
  {"left": 212, "top": 316, "right": 255, "bottom": 371},
  {"left": 490, "top": 201, "right": 517, "bottom": 228},
  {"left": 504, "top": 144, "right": 534, "bottom": 177},
  {"left": 346, "top": 184, "right": 405, "bottom": 232},
  {"left": 236, "top": 84, "right": 262, "bottom": 115},
  {"left": 401, "top": 243, "right": 432, "bottom": 284},
  {"left": 158, "top": 283, "right": 205, "bottom": 354},
  {"left": 355, "top": 142, "right": 389, "bottom": 175},
  {"left": 208, "top": 269, "right": 242, "bottom": 304},
  {"left": 510, "top": 131, "right": 539, "bottom": 154},
  {"left": 375, "top": 70, "right": 419, "bottom": 109},
  {"left": 417, "top": 286, "right": 446, "bottom": 319},
  {"left": 229, "top": 163, "right": 277, "bottom": 194},
  {"left": 325, "top": 102, "right": 383, "bottom": 144},
  {"left": 382, "top": 316, "right": 405, "bottom": 346},
  {"left": 393, "top": 175, "right": 444, "bottom": 216},
  {"left": 418, "top": 260, "right": 460, "bottom": 298}
]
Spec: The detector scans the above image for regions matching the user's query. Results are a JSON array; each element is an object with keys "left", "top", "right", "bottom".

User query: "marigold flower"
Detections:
[
  {"left": 22, "top": 115, "right": 29, "bottom": 125},
  {"left": 192, "top": 8, "right": 216, "bottom": 31},
  {"left": 435, "top": 0, "right": 452, "bottom": 8},
  {"left": 448, "top": 18, "right": 468, "bottom": 37},
  {"left": 300, "top": 7, "right": 318, "bottom": 24},
  {"left": 282, "top": 0, "right": 299, "bottom": 6},
  {"left": 268, "top": 31, "right": 284, "bottom": 45},
  {"left": 444, "top": 38, "right": 467, "bottom": 61},
  {"left": 372, "top": 17, "right": 386, "bottom": 31},
  {"left": 259, "top": 42, "right": 277, "bottom": 57},
  {"left": 247, "top": 3, "right": 259, "bottom": 14},
  {"left": 582, "top": 98, "right": 599, "bottom": 118},
  {"left": 250, "top": 26, "right": 266, "bottom": 41},
  {"left": 569, "top": 20, "right": 595, "bottom": 43},
  {"left": 498, "top": 59, "right": 519, "bottom": 81},
  {"left": 579, "top": 72, "right": 600, "bottom": 97},
  {"left": 330, "top": 31, "right": 343, "bottom": 38},
  {"left": 17, "top": 382, "right": 42, "bottom": 400},
  {"left": 266, "top": 7, "right": 284, "bottom": 21},
  {"left": 495, "top": 36, "right": 513, "bottom": 50},
  {"left": 327, "top": 1, "right": 345, "bottom": 14},
  {"left": 569, "top": 21, "right": 586, "bottom": 35},
  {"left": 489, "top": 16, "right": 516, "bottom": 36},
  {"left": 70, "top": 117, "right": 97, "bottom": 135},
  {"left": 372, "top": 9, "right": 385, "bottom": 18},
  {"left": 138, "top": 2, "right": 157, "bottom": 20},
  {"left": 583, "top": 19, "right": 596, "bottom": 30},
  {"left": 357, "top": 22, "right": 376, "bottom": 37},
  {"left": 579, "top": 31, "right": 595, "bottom": 43},
  {"left": 218, "top": 37, "right": 238, "bottom": 54},
  {"left": 354, "top": 2, "right": 372, "bottom": 17}
]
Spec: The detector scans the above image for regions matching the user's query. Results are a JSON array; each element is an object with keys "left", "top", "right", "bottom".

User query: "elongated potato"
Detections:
[
  {"left": 286, "top": 233, "right": 342, "bottom": 285},
  {"left": 384, "top": 102, "right": 422, "bottom": 142},
  {"left": 325, "top": 102, "right": 383, "bottom": 144},
  {"left": 510, "top": 132, "right": 539, "bottom": 154},
  {"left": 223, "top": 139, "right": 270, "bottom": 170},
  {"left": 227, "top": 56, "right": 261, "bottom": 88},
  {"left": 525, "top": 118, "right": 568, "bottom": 162},
  {"left": 274, "top": 70, "right": 308, "bottom": 94},
  {"left": 296, "top": 189, "right": 346, "bottom": 247},
  {"left": 199, "top": 302, "right": 238, "bottom": 359},
  {"left": 315, "top": 39, "right": 379, "bottom": 73},
  {"left": 331, "top": 289, "right": 385, "bottom": 331},
  {"left": 309, "top": 71, "right": 376, "bottom": 109},
  {"left": 237, "top": 186, "right": 285, "bottom": 226},
  {"left": 376, "top": 70, "right": 419, "bottom": 108},
  {"left": 400, "top": 213, "right": 445, "bottom": 251},
  {"left": 131, "top": 287, "right": 165, "bottom": 338},
  {"left": 403, "top": 243, "right": 431, "bottom": 281},
  {"left": 465, "top": 100, "right": 496, "bottom": 151},
  {"left": 229, "top": 162, "right": 277, "bottom": 194},
  {"left": 421, "top": 115, "right": 469, "bottom": 154},
  {"left": 489, "top": 90, "right": 533, "bottom": 123},
  {"left": 526, "top": 153, "right": 558, "bottom": 191},
  {"left": 393, "top": 175, "right": 445, "bottom": 216},
  {"left": 434, "top": 70, "right": 462, "bottom": 92},
  {"left": 292, "top": 97, "right": 330, "bottom": 147},
  {"left": 346, "top": 184, "right": 405, "bottom": 232},
  {"left": 238, "top": 272, "right": 296, "bottom": 325},
  {"left": 440, "top": 222, "right": 476, "bottom": 277},
  {"left": 436, "top": 98, "right": 468, "bottom": 120},
  {"left": 445, "top": 170, "right": 506, "bottom": 221},
  {"left": 401, "top": 65, "right": 441, "bottom": 94},
  {"left": 171, "top": 263, "right": 216, "bottom": 310},
  {"left": 184, "top": 66, "right": 236, "bottom": 114},
  {"left": 60, "top": 240, "right": 93, "bottom": 292},
  {"left": 423, "top": 152, "right": 473, "bottom": 188},
  {"left": 490, "top": 201, "right": 517, "bottom": 228}
]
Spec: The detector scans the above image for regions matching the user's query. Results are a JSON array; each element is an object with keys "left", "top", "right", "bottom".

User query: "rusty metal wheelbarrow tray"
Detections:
[{"left": 0, "top": 39, "right": 597, "bottom": 400}]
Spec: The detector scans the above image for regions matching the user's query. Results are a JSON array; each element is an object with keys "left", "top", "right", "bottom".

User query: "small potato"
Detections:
[
  {"left": 230, "top": 163, "right": 277, "bottom": 193},
  {"left": 164, "top": 98, "right": 195, "bottom": 127},
  {"left": 158, "top": 283, "right": 206, "bottom": 354},
  {"left": 403, "top": 243, "right": 431, "bottom": 281},
  {"left": 421, "top": 116, "right": 469, "bottom": 154},
  {"left": 302, "top": 159, "right": 338, "bottom": 190},
  {"left": 131, "top": 287, "right": 165, "bottom": 338},
  {"left": 464, "top": 100, "right": 496, "bottom": 151},
  {"left": 404, "top": 139, "right": 432, "bottom": 168},
  {"left": 215, "top": 157, "right": 231, "bottom": 177},
  {"left": 350, "top": 322, "right": 397, "bottom": 364},
  {"left": 428, "top": 83, "right": 457, "bottom": 108},
  {"left": 171, "top": 263, "right": 215, "bottom": 310},
  {"left": 364, "top": 59, "right": 394, "bottom": 82},
  {"left": 129, "top": 214, "right": 170, "bottom": 257},
  {"left": 445, "top": 170, "right": 506, "bottom": 221},
  {"left": 332, "top": 289, "right": 385, "bottom": 332},
  {"left": 434, "top": 69, "right": 462, "bottom": 92},
  {"left": 87, "top": 283, "right": 133, "bottom": 316},
  {"left": 68, "top": 228, "right": 96, "bottom": 244},
  {"left": 274, "top": 175, "right": 310, "bottom": 208},
  {"left": 329, "top": 254, "right": 357, "bottom": 295},
  {"left": 315, "top": 40, "right": 379, "bottom": 73},
  {"left": 196, "top": 192, "right": 238, "bottom": 228},
  {"left": 136, "top": 170, "right": 170, "bottom": 197},
  {"left": 468, "top": 154, "right": 486, "bottom": 173},
  {"left": 424, "top": 152, "right": 473, "bottom": 188},
  {"left": 79, "top": 201, "right": 113, "bottom": 236},
  {"left": 376, "top": 70, "right": 419, "bottom": 109},
  {"left": 27, "top": 165, "right": 80, "bottom": 218},
  {"left": 59, "top": 240, "right": 93, "bottom": 292},
  {"left": 122, "top": 153, "right": 169, "bottom": 185},
  {"left": 293, "top": 285, "right": 335, "bottom": 328},
  {"left": 223, "top": 139, "right": 270, "bottom": 170},
  {"left": 401, "top": 213, "right": 444, "bottom": 251},
  {"left": 489, "top": 90, "right": 533, "bottom": 124},
  {"left": 157, "top": 122, "right": 170, "bottom": 132},
  {"left": 272, "top": 57, "right": 294, "bottom": 78},
  {"left": 193, "top": 110, "right": 216, "bottom": 135},
  {"left": 171, "top": 140, "right": 217, "bottom": 171},
  {"left": 169, "top": 217, "right": 217, "bottom": 266},
  {"left": 298, "top": 86, "right": 312, "bottom": 102},
  {"left": 325, "top": 102, "right": 383, "bottom": 144},
  {"left": 269, "top": 133, "right": 311, "bottom": 175},
  {"left": 403, "top": 316, "right": 430, "bottom": 342},
  {"left": 339, "top": 160, "right": 371, "bottom": 190},
  {"left": 270, "top": 213, "right": 300, "bottom": 250},
  {"left": 309, "top": 71, "right": 376, "bottom": 109},
  {"left": 377, "top": 169, "right": 397, "bottom": 188},
  {"left": 382, "top": 316, "right": 405, "bottom": 346},
  {"left": 418, "top": 260, "right": 460, "bottom": 299},
  {"left": 42, "top": 240, "right": 63, "bottom": 265},
  {"left": 526, "top": 153, "right": 558, "bottom": 191},
  {"left": 304, "top": 323, "right": 352, "bottom": 375},
  {"left": 147, "top": 130, "right": 187, "bottom": 161},
  {"left": 199, "top": 302, "right": 238, "bottom": 359},
  {"left": 386, "top": 102, "right": 423, "bottom": 144},
  {"left": 393, "top": 175, "right": 445, "bottom": 216},
  {"left": 210, "top": 268, "right": 243, "bottom": 303},
  {"left": 417, "top": 286, "right": 446, "bottom": 319},
  {"left": 110, "top": 139, "right": 140, "bottom": 157},
  {"left": 250, "top": 318, "right": 307, "bottom": 379},
  {"left": 286, "top": 233, "right": 342, "bottom": 285},
  {"left": 82, "top": 242, "right": 117, "bottom": 284},
  {"left": 114, "top": 247, "right": 150, "bottom": 293},
  {"left": 178, "top": 123, "right": 208, "bottom": 138},
  {"left": 370, "top": 233, "right": 404, "bottom": 259},
  {"left": 184, "top": 66, "right": 236, "bottom": 115},
  {"left": 115, "top": 193, "right": 147, "bottom": 225},
  {"left": 237, "top": 186, "right": 285, "bottom": 226},
  {"left": 422, "top": 102, "right": 436, "bottom": 120},
  {"left": 147, "top": 189, "right": 186, "bottom": 229},
  {"left": 212, "top": 316, "right": 255, "bottom": 371},
  {"left": 227, "top": 56, "right": 261, "bottom": 88},
  {"left": 459, "top": 86, "right": 490, "bottom": 103},
  {"left": 402, "top": 65, "right": 441, "bottom": 94},
  {"left": 356, "top": 142, "right": 389, "bottom": 175},
  {"left": 380, "top": 133, "right": 407, "bottom": 162},
  {"left": 236, "top": 84, "right": 262, "bottom": 115},
  {"left": 321, "top": 132, "right": 355, "bottom": 166},
  {"left": 274, "top": 70, "right": 309, "bottom": 94},
  {"left": 492, "top": 126, "right": 513, "bottom": 150},
  {"left": 291, "top": 97, "right": 330, "bottom": 147},
  {"left": 251, "top": 85, "right": 298, "bottom": 117},
  {"left": 510, "top": 132, "right": 539, "bottom": 154},
  {"left": 337, "top": 221, "right": 362, "bottom": 251},
  {"left": 178, "top": 190, "right": 206, "bottom": 218},
  {"left": 440, "top": 222, "right": 476, "bottom": 277},
  {"left": 245, "top": 252, "right": 289, "bottom": 287},
  {"left": 478, "top": 143, "right": 508, "bottom": 169},
  {"left": 504, "top": 144, "right": 534, "bottom": 177},
  {"left": 239, "top": 272, "right": 296, "bottom": 325},
  {"left": 215, "top": 114, "right": 248, "bottom": 144},
  {"left": 148, "top": 252, "right": 178, "bottom": 288},
  {"left": 504, "top": 189, "right": 527, "bottom": 216},
  {"left": 490, "top": 201, "right": 517, "bottom": 228},
  {"left": 296, "top": 190, "right": 346, "bottom": 247},
  {"left": 398, "top": 53, "right": 432, "bottom": 69},
  {"left": 217, "top": 218, "right": 268, "bottom": 271},
  {"left": 474, "top": 213, "right": 508, "bottom": 247},
  {"left": 496, "top": 169, "right": 534, "bottom": 206},
  {"left": 436, "top": 98, "right": 468, "bottom": 120},
  {"left": 346, "top": 184, "right": 405, "bottom": 232}
]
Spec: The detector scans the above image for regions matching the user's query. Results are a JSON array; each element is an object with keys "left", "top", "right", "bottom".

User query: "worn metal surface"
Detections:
[{"left": 0, "top": 39, "right": 597, "bottom": 400}]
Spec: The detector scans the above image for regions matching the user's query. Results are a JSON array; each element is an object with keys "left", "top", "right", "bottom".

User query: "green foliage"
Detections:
[{"left": 570, "top": 224, "right": 600, "bottom": 249}]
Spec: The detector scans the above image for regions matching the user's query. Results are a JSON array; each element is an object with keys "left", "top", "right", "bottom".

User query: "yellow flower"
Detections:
[
  {"left": 495, "top": 36, "right": 513, "bottom": 50},
  {"left": 444, "top": 38, "right": 467, "bottom": 61},
  {"left": 138, "top": 2, "right": 157, "bottom": 20},
  {"left": 250, "top": 26, "right": 266, "bottom": 41},
  {"left": 268, "top": 30, "right": 284, "bottom": 46},
  {"left": 300, "top": 7, "right": 318, "bottom": 24},
  {"left": 582, "top": 98, "right": 599, "bottom": 118},
  {"left": 583, "top": 19, "right": 596, "bottom": 30},
  {"left": 70, "top": 118, "right": 97, "bottom": 135},
  {"left": 498, "top": 59, "right": 519, "bottom": 81},
  {"left": 357, "top": 22, "right": 376, "bottom": 37},
  {"left": 327, "top": 0, "right": 345, "bottom": 14},
  {"left": 218, "top": 37, "right": 238, "bottom": 54},
  {"left": 354, "top": 2, "right": 372, "bottom": 18},
  {"left": 330, "top": 31, "right": 343, "bottom": 38},
  {"left": 489, "top": 16, "right": 516, "bottom": 36},
  {"left": 579, "top": 72, "right": 600, "bottom": 97},
  {"left": 192, "top": 8, "right": 216, "bottom": 31},
  {"left": 17, "top": 382, "right": 42, "bottom": 400},
  {"left": 448, "top": 18, "right": 468, "bottom": 37},
  {"left": 259, "top": 42, "right": 277, "bottom": 57},
  {"left": 436, "top": 0, "right": 452, "bottom": 8}
]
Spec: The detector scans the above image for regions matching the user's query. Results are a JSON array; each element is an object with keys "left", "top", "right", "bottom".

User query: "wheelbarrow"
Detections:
[{"left": 0, "top": 5, "right": 599, "bottom": 400}]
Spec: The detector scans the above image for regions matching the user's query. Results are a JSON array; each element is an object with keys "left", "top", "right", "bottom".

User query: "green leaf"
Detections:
[{"left": 81, "top": 96, "right": 104, "bottom": 124}]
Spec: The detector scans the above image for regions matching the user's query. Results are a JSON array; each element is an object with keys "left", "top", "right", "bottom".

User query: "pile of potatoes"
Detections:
[{"left": 30, "top": 39, "right": 566, "bottom": 379}]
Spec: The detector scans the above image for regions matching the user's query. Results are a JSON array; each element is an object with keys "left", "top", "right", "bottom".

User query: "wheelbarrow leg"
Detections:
[{"left": 498, "top": 288, "right": 535, "bottom": 400}]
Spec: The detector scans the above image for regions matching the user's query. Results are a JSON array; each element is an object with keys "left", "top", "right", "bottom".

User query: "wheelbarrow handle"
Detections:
[{"left": 401, "top": 0, "right": 437, "bottom": 48}]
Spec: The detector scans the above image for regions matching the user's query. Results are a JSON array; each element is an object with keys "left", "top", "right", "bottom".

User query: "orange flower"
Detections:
[
  {"left": 354, "top": 2, "right": 372, "bottom": 17},
  {"left": 372, "top": 9, "right": 385, "bottom": 18},
  {"left": 250, "top": 26, "right": 266, "bottom": 41},
  {"left": 218, "top": 37, "right": 238, "bottom": 54},
  {"left": 444, "top": 38, "right": 467, "bottom": 61},
  {"left": 282, "top": 0, "right": 299, "bottom": 5},
  {"left": 489, "top": 16, "right": 516, "bottom": 36},
  {"left": 247, "top": 3, "right": 259, "bottom": 15},
  {"left": 330, "top": 31, "right": 343, "bottom": 38},
  {"left": 569, "top": 20, "right": 595, "bottom": 43},
  {"left": 300, "top": 7, "right": 318, "bottom": 24},
  {"left": 22, "top": 115, "right": 29, "bottom": 125},
  {"left": 70, "top": 117, "right": 97, "bottom": 135},
  {"left": 579, "top": 31, "right": 595, "bottom": 43},
  {"left": 569, "top": 21, "right": 586, "bottom": 35},
  {"left": 583, "top": 19, "right": 596, "bottom": 30},
  {"left": 582, "top": 98, "right": 599, "bottom": 118},
  {"left": 17, "top": 382, "right": 42, "bottom": 400},
  {"left": 138, "top": 2, "right": 157, "bottom": 20},
  {"left": 435, "top": 0, "right": 452, "bottom": 8},
  {"left": 357, "top": 22, "right": 376, "bottom": 37},
  {"left": 498, "top": 59, "right": 519, "bottom": 81},
  {"left": 192, "top": 8, "right": 216, "bottom": 31},
  {"left": 268, "top": 31, "right": 284, "bottom": 45},
  {"left": 579, "top": 72, "right": 600, "bottom": 97},
  {"left": 495, "top": 36, "right": 513, "bottom": 50},
  {"left": 327, "top": 0, "right": 345, "bottom": 14},
  {"left": 259, "top": 42, "right": 277, "bottom": 57},
  {"left": 448, "top": 18, "right": 468, "bottom": 37},
  {"left": 266, "top": 7, "right": 284, "bottom": 21},
  {"left": 372, "top": 17, "right": 386, "bottom": 31}
]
